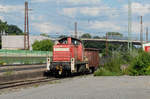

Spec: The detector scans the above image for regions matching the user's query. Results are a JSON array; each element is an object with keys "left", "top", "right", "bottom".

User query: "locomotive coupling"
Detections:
[{"left": 56, "top": 66, "right": 63, "bottom": 75}]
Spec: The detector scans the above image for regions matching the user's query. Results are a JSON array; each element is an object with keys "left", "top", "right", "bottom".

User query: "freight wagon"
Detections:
[
  {"left": 84, "top": 48, "right": 100, "bottom": 73},
  {"left": 46, "top": 37, "right": 99, "bottom": 76}
]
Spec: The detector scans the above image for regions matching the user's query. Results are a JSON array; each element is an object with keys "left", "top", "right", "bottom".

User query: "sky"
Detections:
[{"left": 0, "top": 0, "right": 150, "bottom": 40}]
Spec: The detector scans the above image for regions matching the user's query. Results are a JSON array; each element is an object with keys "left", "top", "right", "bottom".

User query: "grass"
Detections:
[
  {"left": 48, "top": 80, "right": 61, "bottom": 84},
  {"left": 4, "top": 70, "right": 14, "bottom": 76},
  {"left": 33, "top": 84, "right": 39, "bottom": 88},
  {"left": 33, "top": 80, "right": 61, "bottom": 88},
  {"left": 94, "top": 51, "right": 124, "bottom": 76},
  {"left": 0, "top": 61, "right": 5, "bottom": 65},
  {"left": 94, "top": 68, "right": 122, "bottom": 76}
]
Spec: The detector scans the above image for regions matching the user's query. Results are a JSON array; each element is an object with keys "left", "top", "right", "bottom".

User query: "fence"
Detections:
[
  {"left": 0, "top": 50, "right": 52, "bottom": 65},
  {"left": 0, "top": 50, "right": 52, "bottom": 57}
]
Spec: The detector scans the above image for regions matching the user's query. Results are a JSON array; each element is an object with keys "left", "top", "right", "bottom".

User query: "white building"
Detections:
[{"left": 2, "top": 35, "right": 54, "bottom": 50}]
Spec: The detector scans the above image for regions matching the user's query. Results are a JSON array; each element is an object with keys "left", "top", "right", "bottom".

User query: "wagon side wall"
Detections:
[{"left": 84, "top": 49, "right": 100, "bottom": 68}]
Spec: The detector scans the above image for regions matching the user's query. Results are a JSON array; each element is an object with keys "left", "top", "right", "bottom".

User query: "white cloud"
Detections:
[
  {"left": 32, "top": 22, "right": 64, "bottom": 33},
  {"left": 0, "top": 16, "right": 4, "bottom": 21},
  {"left": 89, "top": 21, "right": 121, "bottom": 31},
  {"left": 80, "top": 6, "right": 116, "bottom": 17},
  {"left": 59, "top": 0, "right": 102, "bottom": 17},
  {"left": 31, "top": 15, "right": 44, "bottom": 21},
  {"left": 131, "top": 22, "right": 140, "bottom": 33},
  {"left": 62, "top": 8, "right": 77, "bottom": 18},
  {"left": 59, "top": 0, "right": 101, "bottom": 5},
  {"left": 117, "top": 0, "right": 124, "bottom": 3},
  {"left": 31, "top": 0, "right": 49, "bottom": 3},
  {"left": 123, "top": 2, "right": 150, "bottom": 16},
  {"left": 132, "top": 21, "right": 150, "bottom": 33},
  {"left": 61, "top": 6, "right": 116, "bottom": 17},
  {"left": 0, "top": 5, "right": 24, "bottom": 13},
  {"left": 80, "top": 7, "right": 100, "bottom": 16}
]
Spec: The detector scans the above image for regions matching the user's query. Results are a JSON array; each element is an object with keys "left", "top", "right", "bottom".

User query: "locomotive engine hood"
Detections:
[{"left": 53, "top": 37, "right": 84, "bottom": 62}]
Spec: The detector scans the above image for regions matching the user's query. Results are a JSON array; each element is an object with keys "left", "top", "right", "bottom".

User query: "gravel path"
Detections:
[{"left": 0, "top": 75, "right": 150, "bottom": 99}]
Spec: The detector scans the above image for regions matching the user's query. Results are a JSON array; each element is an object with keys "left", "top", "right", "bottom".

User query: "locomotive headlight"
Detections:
[
  {"left": 59, "top": 71, "right": 62, "bottom": 75},
  {"left": 59, "top": 66, "right": 63, "bottom": 75}
]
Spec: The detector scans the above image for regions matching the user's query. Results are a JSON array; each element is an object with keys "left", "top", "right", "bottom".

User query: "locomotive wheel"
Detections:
[
  {"left": 89, "top": 67, "right": 95, "bottom": 73},
  {"left": 78, "top": 64, "right": 87, "bottom": 74},
  {"left": 66, "top": 71, "right": 72, "bottom": 77}
]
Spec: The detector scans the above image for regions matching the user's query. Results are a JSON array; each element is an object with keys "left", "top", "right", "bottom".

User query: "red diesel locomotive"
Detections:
[{"left": 47, "top": 37, "right": 99, "bottom": 76}]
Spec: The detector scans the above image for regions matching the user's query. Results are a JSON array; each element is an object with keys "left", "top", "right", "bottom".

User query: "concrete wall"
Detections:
[{"left": 2, "top": 35, "right": 52, "bottom": 50}]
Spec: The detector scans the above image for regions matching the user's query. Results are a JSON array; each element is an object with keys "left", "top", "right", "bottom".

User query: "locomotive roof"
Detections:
[{"left": 58, "top": 37, "right": 82, "bottom": 42}]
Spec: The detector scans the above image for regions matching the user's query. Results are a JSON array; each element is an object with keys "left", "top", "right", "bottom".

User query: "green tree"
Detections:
[
  {"left": 0, "top": 19, "right": 23, "bottom": 35},
  {"left": 59, "top": 35, "right": 67, "bottom": 38},
  {"left": 0, "top": 20, "right": 7, "bottom": 33},
  {"left": 0, "top": 20, "right": 23, "bottom": 49},
  {"left": 40, "top": 33, "right": 49, "bottom": 37},
  {"left": 83, "top": 41, "right": 105, "bottom": 53},
  {"left": 7, "top": 25, "right": 23, "bottom": 35},
  {"left": 81, "top": 33, "right": 91, "bottom": 38},
  {"left": 107, "top": 32, "right": 123, "bottom": 37},
  {"left": 32, "top": 39, "right": 54, "bottom": 51},
  {"left": 6, "top": 25, "right": 23, "bottom": 35},
  {"left": 93, "top": 36, "right": 100, "bottom": 39}
]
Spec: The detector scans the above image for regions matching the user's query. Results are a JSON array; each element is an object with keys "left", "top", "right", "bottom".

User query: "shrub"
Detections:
[
  {"left": 94, "top": 49, "right": 150, "bottom": 76},
  {"left": 94, "top": 51, "right": 124, "bottom": 76},
  {"left": 32, "top": 39, "right": 54, "bottom": 51},
  {"left": 128, "top": 51, "right": 150, "bottom": 75}
]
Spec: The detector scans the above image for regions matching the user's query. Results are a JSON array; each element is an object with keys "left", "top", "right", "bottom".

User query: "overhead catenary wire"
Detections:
[{"left": 0, "top": 0, "right": 149, "bottom": 42}]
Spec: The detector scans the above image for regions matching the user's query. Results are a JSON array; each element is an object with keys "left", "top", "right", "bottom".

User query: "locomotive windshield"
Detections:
[
  {"left": 58, "top": 37, "right": 82, "bottom": 45},
  {"left": 59, "top": 39, "right": 68, "bottom": 44}
]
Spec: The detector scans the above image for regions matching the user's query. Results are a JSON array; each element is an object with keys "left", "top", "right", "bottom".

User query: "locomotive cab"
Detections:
[{"left": 47, "top": 37, "right": 88, "bottom": 76}]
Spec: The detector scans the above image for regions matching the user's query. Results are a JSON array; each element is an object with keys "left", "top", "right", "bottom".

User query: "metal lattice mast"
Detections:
[
  {"left": 24, "top": 1, "right": 30, "bottom": 50},
  {"left": 27, "top": 2, "right": 30, "bottom": 50},
  {"left": 140, "top": 16, "right": 143, "bottom": 45},
  {"left": 146, "top": 27, "right": 149, "bottom": 43},
  {"left": 24, "top": 2, "right": 27, "bottom": 50},
  {"left": 75, "top": 22, "right": 77, "bottom": 38},
  {"left": 105, "top": 33, "right": 108, "bottom": 56},
  {"left": 128, "top": 0, "right": 132, "bottom": 51}
]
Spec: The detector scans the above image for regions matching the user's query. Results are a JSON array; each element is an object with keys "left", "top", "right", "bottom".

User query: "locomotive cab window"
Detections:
[
  {"left": 72, "top": 39, "right": 79, "bottom": 45},
  {"left": 59, "top": 39, "right": 68, "bottom": 44},
  {"left": 58, "top": 37, "right": 82, "bottom": 45}
]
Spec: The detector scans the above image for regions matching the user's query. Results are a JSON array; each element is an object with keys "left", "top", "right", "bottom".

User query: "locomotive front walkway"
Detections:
[{"left": 0, "top": 75, "right": 150, "bottom": 99}]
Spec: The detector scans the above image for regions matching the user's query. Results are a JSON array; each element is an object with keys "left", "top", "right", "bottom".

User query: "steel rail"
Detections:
[{"left": 0, "top": 77, "right": 59, "bottom": 89}]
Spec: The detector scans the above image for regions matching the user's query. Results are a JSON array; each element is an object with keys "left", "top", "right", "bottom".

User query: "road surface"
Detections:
[{"left": 0, "top": 75, "right": 150, "bottom": 99}]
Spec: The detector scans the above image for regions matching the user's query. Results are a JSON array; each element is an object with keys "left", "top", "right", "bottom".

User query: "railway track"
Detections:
[
  {"left": 0, "top": 77, "right": 59, "bottom": 90},
  {"left": 0, "top": 64, "right": 46, "bottom": 75},
  {"left": 0, "top": 64, "right": 45, "bottom": 67}
]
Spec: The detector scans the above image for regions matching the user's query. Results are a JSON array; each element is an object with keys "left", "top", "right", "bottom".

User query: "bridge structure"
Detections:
[{"left": 81, "top": 38, "right": 144, "bottom": 46}]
